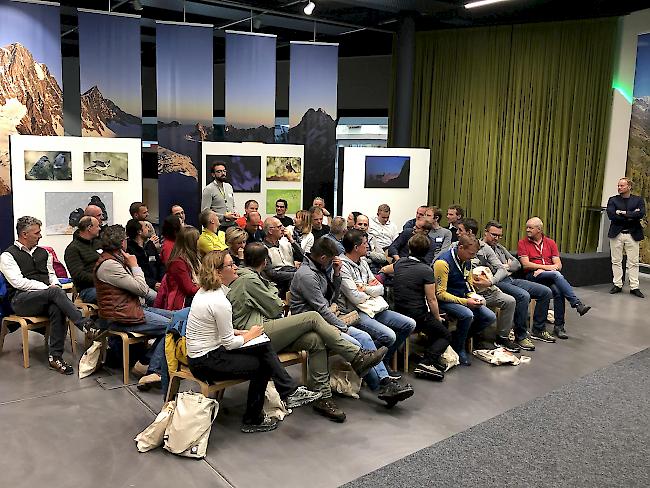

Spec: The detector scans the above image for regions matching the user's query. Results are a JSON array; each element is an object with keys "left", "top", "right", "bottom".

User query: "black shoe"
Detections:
[
  {"left": 575, "top": 303, "right": 591, "bottom": 316},
  {"left": 494, "top": 336, "right": 521, "bottom": 353},
  {"left": 553, "top": 326, "right": 569, "bottom": 340},
  {"left": 49, "top": 355, "right": 73, "bottom": 375},
  {"left": 474, "top": 341, "right": 496, "bottom": 350},
  {"left": 350, "top": 346, "right": 388, "bottom": 378},
  {"left": 377, "top": 379, "right": 414, "bottom": 407},
  {"left": 413, "top": 363, "right": 445, "bottom": 382},
  {"left": 241, "top": 416, "right": 278, "bottom": 433},
  {"left": 630, "top": 289, "right": 645, "bottom": 298},
  {"left": 77, "top": 317, "right": 100, "bottom": 335},
  {"left": 312, "top": 397, "right": 346, "bottom": 422},
  {"left": 609, "top": 285, "right": 622, "bottom": 294}
]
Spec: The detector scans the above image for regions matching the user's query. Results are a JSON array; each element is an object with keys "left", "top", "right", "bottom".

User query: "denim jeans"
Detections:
[
  {"left": 497, "top": 277, "right": 553, "bottom": 338},
  {"left": 77, "top": 287, "right": 97, "bottom": 304},
  {"left": 356, "top": 310, "right": 416, "bottom": 366},
  {"left": 438, "top": 302, "right": 496, "bottom": 353},
  {"left": 341, "top": 326, "right": 389, "bottom": 390},
  {"left": 525, "top": 271, "right": 579, "bottom": 327}
]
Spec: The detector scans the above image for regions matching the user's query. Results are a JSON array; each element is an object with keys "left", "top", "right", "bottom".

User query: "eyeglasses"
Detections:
[
  {"left": 488, "top": 232, "right": 503, "bottom": 238},
  {"left": 275, "top": 205, "right": 286, "bottom": 209},
  {"left": 220, "top": 262, "right": 236, "bottom": 269}
]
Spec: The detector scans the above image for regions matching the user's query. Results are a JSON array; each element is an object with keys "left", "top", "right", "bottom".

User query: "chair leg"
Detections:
[
  {"left": 122, "top": 338, "right": 130, "bottom": 384},
  {"left": 0, "top": 319, "right": 9, "bottom": 353},
  {"left": 21, "top": 324, "right": 30, "bottom": 368},
  {"left": 391, "top": 351, "right": 398, "bottom": 372},
  {"left": 404, "top": 336, "right": 410, "bottom": 372},
  {"left": 166, "top": 374, "right": 181, "bottom": 402},
  {"left": 215, "top": 389, "right": 225, "bottom": 401},
  {"left": 200, "top": 383, "right": 210, "bottom": 397},
  {"left": 68, "top": 320, "right": 77, "bottom": 356}
]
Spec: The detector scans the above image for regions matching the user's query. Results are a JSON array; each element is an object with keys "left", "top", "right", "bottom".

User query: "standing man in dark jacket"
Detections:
[
  {"left": 64, "top": 216, "right": 102, "bottom": 303},
  {"left": 607, "top": 177, "right": 646, "bottom": 297}
]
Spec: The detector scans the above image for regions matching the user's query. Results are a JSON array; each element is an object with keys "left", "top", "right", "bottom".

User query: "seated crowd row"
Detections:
[{"left": 0, "top": 198, "right": 591, "bottom": 433}]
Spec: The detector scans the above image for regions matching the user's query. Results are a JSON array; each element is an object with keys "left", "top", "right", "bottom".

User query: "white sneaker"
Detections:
[{"left": 285, "top": 386, "right": 322, "bottom": 408}]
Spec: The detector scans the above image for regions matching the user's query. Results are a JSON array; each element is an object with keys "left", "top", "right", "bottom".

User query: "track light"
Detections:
[
  {"left": 304, "top": 1, "right": 315, "bottom": 16},
  {"left": 465, "top": 0, "right": 512, "bottom": 8}
]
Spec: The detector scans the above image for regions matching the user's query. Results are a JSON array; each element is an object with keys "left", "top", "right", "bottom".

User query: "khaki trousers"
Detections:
[{"left": 610, "top": 233, "right": 641, "bottom": 290}]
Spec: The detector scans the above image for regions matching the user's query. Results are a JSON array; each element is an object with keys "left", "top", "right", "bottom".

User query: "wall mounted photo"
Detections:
[
  {"left": 266, "top": 189, "right": 301, "bottom": 215},
  {"left": 24, "top": 151, "right": 71, "bottom": 180},
  {"left": 364, "top": 155, "right": 411, "bottom": 189},
  {"left": 206, "top": 155, "right": 261, "bottom": 193},
  {"left": 83, "top": 151, "right": 128, "bottom": 181},
  {"left": 266, "top": 156, "right": 301, "bottom": 182},
  {"left": 45, "top": 191, "right": 113, "bottom": 235}
]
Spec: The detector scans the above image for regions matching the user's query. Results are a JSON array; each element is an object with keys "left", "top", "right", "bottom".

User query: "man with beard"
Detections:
[{"left": 201, "top": 162, "right": 239, "bottom": 229}]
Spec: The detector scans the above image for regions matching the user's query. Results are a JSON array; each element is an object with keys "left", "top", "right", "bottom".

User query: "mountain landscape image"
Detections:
[
  {"left": 81, "top": 85, "right": 141, "bottom": 137},
  {"left": 626, "top": 95, "right": 650, "bottom": 263},
  {"left": 0, "top": 42, "right": 64, "bottom": 195}
]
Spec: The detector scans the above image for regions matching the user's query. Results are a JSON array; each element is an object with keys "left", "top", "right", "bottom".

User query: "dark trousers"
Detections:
[
  {"left": 398, "top": 307, "right": 451, "bottom": 364},
  {"left": 188, "top": 342, "right": 296, "bottom": 425},
  {"left": 11, "top": 287, "right": 83, "bottom": 357}
]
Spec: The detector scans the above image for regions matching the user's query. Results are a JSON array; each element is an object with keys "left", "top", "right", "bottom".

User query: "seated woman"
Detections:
[
  {"left": 225, "top": 226, "right": 247, "bottom": 266},
  {"left": 155, "top": 226, "right": 201, "bottom": 311},
  {"left": 292, "top": 210, "right": 314, "bottom": 253},
  {"left": 186, "top": 251, "right": 321, "bottom": 433},
  {"left": 160, "top": 214, "right": 182, "bottom": 265}
]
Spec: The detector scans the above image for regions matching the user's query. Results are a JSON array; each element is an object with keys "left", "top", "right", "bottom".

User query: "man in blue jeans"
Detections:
[
  {"left": 433, "top": 234, "right": 496, "bottom": 366},
  {"left": 517, "top": 217, "right": 590, "bottom": 340},
  {"left": 289, "top": 237, "right": 413, "bottom": 407},
  {"left": 481, "top": 220, "right": 553, "bottom": 350},
  {"left": 337, "top": 229, "right": 416, "bottom": 376}
]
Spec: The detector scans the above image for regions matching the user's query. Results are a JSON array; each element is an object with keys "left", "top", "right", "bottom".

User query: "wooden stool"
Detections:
[
  {"left": 0, "top": 315, "right": 77, "bottom": 368},
  {"left": 105, "top": 330, "right": 150, "bottom": 384}
]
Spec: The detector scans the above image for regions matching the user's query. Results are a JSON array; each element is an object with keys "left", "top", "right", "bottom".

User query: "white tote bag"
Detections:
[
  {"left": 356, "top": 296, "right": 389, "bottom": 318},
  {"left": 78, "top": 340, "right": 103, "bottom": 379},
  {"left": 134, "top": 401, "right": 176, "bottom": 453},
  {"left": 263, "top": 382, "right": 292, "bottom": 420},
  {"left": 164, "top": 391, "right": 219, "bottom": 459}
]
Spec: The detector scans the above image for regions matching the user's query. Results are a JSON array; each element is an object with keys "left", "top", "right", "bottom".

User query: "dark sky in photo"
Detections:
[{"left": 634, "top": 33, "right": 650, "bottom": 97}]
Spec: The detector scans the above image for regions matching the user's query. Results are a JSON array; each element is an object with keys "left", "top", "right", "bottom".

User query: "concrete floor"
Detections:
[{"left": 1, "top": 282, "right": 648, "bottom": 488}]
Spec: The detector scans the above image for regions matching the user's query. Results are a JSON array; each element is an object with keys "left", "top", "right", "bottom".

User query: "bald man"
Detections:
[
  {"left": 517, "top": 217, "right": 590, "bottom": 341},
  {"left": 262, "top": 217, "right": 303, "bottom": 296}
]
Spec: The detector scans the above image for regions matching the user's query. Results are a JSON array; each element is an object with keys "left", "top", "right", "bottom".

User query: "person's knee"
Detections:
[
  {"left": 297, "top": 332, "right": 325, "bottom": 352},
  {"left": 503, "top": 294, "right": 516, "bottom": 310}
]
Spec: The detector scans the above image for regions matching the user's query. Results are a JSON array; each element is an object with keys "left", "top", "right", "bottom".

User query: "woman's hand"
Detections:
[{"left": 243, "top": 325, "right": 264, "bottom": 343}]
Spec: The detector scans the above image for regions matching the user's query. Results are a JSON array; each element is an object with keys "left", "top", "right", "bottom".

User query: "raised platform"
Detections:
[{"left": 559, "top": 252, "right": 612, "bottom": 286}]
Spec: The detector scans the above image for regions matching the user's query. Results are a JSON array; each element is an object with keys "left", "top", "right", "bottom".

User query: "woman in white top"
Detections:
[
  {"left": 186, "top": 251, "right": 320, "bottom": 433},
  {"left": 292, "top": 209, "right": 314, "bottom": 253}
]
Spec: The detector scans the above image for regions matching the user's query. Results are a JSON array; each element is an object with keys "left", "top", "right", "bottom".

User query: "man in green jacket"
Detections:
[
  {"left": 228, "top": 242, "right": 387, "bottom": 423},
  {"left": 64, "top": 216, "right": 101, "bottom": 303}
]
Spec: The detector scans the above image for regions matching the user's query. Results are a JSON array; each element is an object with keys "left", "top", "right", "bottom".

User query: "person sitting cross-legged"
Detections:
[
  {"left": 0, "top": 216, "right": 97, "bottom": 374},
  {"left": 262, "top": 217, "right": 303, "bottom": 297},
  {"left": 228, "top": 242, "right": 387, "bottom": 422},
  {"left": 290, "top": 237, "right": 413, "bottom": 407},
  {"left": 187, "top": 251, "right": 321, "bottom": 433},
  {"left": 517, "top": 217, "right": 590, "bottom": 340},
  {"left": 433, "top": 234, "right": 496, "bottom": 366}
]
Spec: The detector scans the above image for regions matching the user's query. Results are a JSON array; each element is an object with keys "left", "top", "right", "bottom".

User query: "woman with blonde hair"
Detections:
[
  {"left": 186, "top": 251, "right": 321, "bottom": 433},
  {"left": 154, "top": 226, "right": 201, "bottom": 310},
  {"left": 225, "top": 226, "right": 248, "bottom": 266},
  {"left": 292, "top": 209, "right": 314, "bottom": 253}
]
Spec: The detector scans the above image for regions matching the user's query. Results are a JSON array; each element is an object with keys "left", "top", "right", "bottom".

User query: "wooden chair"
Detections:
[
  {"left": 0, "top": 315, "right": 77, "bottom": 368},
  {"left": 105, "top": 330, "right": 151, "bottom": 384},
  {"left": 166, "top": 351, "right": 308, "bottom": 402}
]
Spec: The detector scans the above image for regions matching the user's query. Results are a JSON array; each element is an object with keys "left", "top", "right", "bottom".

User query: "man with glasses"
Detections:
[
  {"left": 201, "top": 162, "right": 239, "bottom": 228},
  {"left": 482, "top": 220, "right": 552, "bottom": 351},
  {"left": 262, "top": 217, "right": 303, "bottom": 296},
  {"left": 273, "top": 199, "right": 294, "bottom": 227}
]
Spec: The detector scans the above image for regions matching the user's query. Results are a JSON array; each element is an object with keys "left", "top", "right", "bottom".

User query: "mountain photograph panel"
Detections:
[
  {"left": 83, "top": 151, "right": 129, "bottom": 181},
  {"left": 45, "top": 191, "right": 113, "bottom": 235},
  {"left": 364, "top": 156, "right": 411, "bottom": 189},
  {"left": 0, "top": 0, "right": 63, "bottom": 197},
  {"left": 266, "top": 189, "right": 301, "bottom": 215},
  {"left": 78, "top": 11, "right": 142, "bottom": 138},
  {"left": 266, "top": 156, "right": 301, "bottom": 182},
  {"left": 24, "top": 151, "right": 72, "bottom": 181},
  {"left": 206, "top": 155, "right": 261, "bottom": 193}
]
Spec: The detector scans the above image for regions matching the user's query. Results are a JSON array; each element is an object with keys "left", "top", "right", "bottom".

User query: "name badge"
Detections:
[
  {"left": 96, "top": 249, "right": 103, "bottom": 254},
  {"left": 435, "top": 237, "right": 443, "bottom": 242},
  {"left": 148, "top": 255, "right": 156, "bottom": 262}
]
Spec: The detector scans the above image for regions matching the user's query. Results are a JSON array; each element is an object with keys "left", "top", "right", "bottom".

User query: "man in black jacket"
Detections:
[
  {"left": 125, "top": 219, "right": 163, "bottom": 295},
  {"left": 64, "top": 216, "right": 101, "bottom": 303},
  {"left": 607, "top": 177, "right": 646, "bottom": 297}
]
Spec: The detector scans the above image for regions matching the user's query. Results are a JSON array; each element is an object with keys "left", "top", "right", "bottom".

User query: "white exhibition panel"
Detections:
[
  {"left": 201, "top": 141, "right": 304, "bottom": 217},
  {"left": 342, "top": 147, "right": 431, "bottom": 230},
  {"left": 10, "top": 135, "right": 142, "bottom": 266}
]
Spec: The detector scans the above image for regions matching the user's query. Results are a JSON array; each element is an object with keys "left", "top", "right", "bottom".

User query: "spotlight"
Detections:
[{"left": 304, "top": 1, "right": 315, "bottom": 15}]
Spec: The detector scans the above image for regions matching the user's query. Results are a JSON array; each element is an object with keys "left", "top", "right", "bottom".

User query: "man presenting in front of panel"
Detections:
[{"left": 201, "top": 162, "right": 239, "bottom": 228}]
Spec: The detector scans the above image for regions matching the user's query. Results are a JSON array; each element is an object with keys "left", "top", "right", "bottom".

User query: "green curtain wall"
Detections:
[{"left": 406, "top": 18, "right": 618, "bottom": 252}]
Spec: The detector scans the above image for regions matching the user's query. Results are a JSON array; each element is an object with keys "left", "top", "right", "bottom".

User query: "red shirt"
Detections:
[{"left": 517, "top": 235, "right": 559, "bottom": 269}]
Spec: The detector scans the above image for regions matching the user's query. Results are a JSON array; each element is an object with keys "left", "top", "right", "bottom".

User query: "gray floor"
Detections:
[{"left": 1, "top": 283, "right": 649, "bottom": 488}]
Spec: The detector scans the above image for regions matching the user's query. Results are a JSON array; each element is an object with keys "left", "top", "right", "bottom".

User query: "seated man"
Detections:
[
  {"left": 388, "top": 219, "right": 436, "bottom": 265},
  {"left": 322, "top": 216, "right": 346, "bottom": 255},
  {"left": 392, "top": 233, "right": 451, "bottom": 380},
  {"left": 433, "top": 234, "right": 496, "bottom": 366},
  {"left": 369, "top": 204, "right": 399, "bottom": 252},
  {"left": 338, "top": 229, "right": 416, "bottom": 374},
  {"left": 65, "top": 216, "right": 101, "bottom": 303},
  {"left": 482, "top": 220, "right": 552, "bottom": 350},
  {"left": 84, "top": 204, "right": 107, "bottom": 228},
  {"left": 262, "top": 217, "right": 303, "bottom": 296},
  {"left": 236, "top": 199, "right": 259, "bottom": 228},
  {"left": 355, "top": 214, "right": 387, "bottom": 270},
  {"left": 402, "top": 205, "right": 428, "bottom": 230},
  {"left": 309, "top": 206, "right": 330, "bottom": 240},
  {"left": 94, "top": 224, "right": 174, "bottom": 389},
  {"left": 228, "top": 242, "right": 386, "bottom": 423},
  {"left": 457, "top": 218, "right": 519, "bottom": 352},
  {"left": 446, "top": 204, "right": 464, "bottom": 243},
  {"left": 197, "top": 209, "right": 227, "bottom": 256},
  {"left": 312, "top": 196, "right": 331, "bottom": 226},
  {"left": 126, "top": 219, "right": 164, "bottom": 294},
  {"left": 518, "top": 217, "right": 590, "bottom": 340},
  {"left": 274, "top": 198, "right": 294, "bottom": 227},
  {"left": 290, "top": 237, "right": 413, "bottom": 406},
  {"left": 0, "top": 216, "right": 96, "bottom": 374},
  {"left": 129, "top": 201, "right": 161, "bottom": 250},
  {"left": 170, "top": 204, "right": 186, "bottom": 226},
  {"left": 244, "top": 211, "right": 265, "bottom": 244}
]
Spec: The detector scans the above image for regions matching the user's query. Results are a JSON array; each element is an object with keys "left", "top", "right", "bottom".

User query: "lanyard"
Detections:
[
  {"left": 451, "top": 248, "right": 474, "bottom": 294},
  {"left": 532, "top": 238, "right": 548, "bottom": 264}
]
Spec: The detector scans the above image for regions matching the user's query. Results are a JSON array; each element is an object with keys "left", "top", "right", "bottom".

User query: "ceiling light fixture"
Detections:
[
  {"left": 465, "top": 0, "right": 512, "bottom": 9},
  {"left": 304, "top": 1, "right": 315, "bottom": 16},
  {"left": 131, "top": 0, "right": 143, "bottom": 11}
]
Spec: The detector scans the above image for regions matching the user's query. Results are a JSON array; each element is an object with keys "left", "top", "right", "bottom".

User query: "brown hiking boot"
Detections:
[
  {"left": 350, "top": 346, "right": 388, "bottom": 378},
  {"left": 312, "top": 397, "right": 346, "bottom": 422}
]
